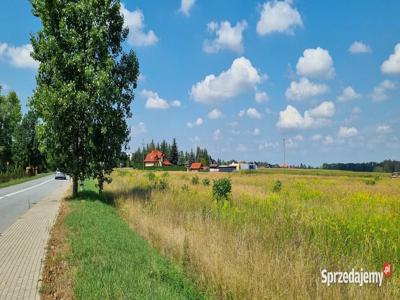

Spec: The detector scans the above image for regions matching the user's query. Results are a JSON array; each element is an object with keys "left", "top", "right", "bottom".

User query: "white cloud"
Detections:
[
  {"left": 349, "top": 41, "right": 372, "bottom": 54},
  {"left": 296, "top": 47, "right": 335, "bottom": 78},
  {"left": 337, "top": 86, "right": 361, "bottom": 102},
  {"left": 258, "top": 141, "right": 279, "bottom": 151},
  {"left": 371, "top": 80, "right": 396, "bottom": 101},
  {"left": 276, "top": 101, "right": 335, "bottom": 129},
  {"left": 253, "top": 128, "right": 261, "bottom": 136},
  {"left": 352, "top": 106, "right": 361, "bottom": 114},
  {"left": 120, "top": 4, "right": 158, "bottom": 47},
  {"left": 311, "top": 134, "right": 322, "bottom": 141},
  {"left": 381, "top": 43, "right": 400, "bottom": 74},
  {"left": 285, "top": 77, "right": 329, "bottom": 100},
  {"left": 323, "top": 135, "right": 334, "bottom": 145},
  {"left": 255, "top": 91, "right": 269, "bottom": 103},
  {"left": 0, "top": 43, "right": 38, "bottom": 69},
  {"left": 141, "top": 89, "right": 180, "bottom": 109},
  {"left": 213, "top": 129, "right": 222, "bottom": 140},
  {"left": 179, "top": 0, "right": 196, "bottom": 16},
  {"left": 131, "top": 122, "right": 147, "bottom": 137},
  {"left": 376, "top": 125, "right": 392, "bottom": 134},
  {"left": 308, "top": 101, "right": 335, "bottom": 118},
  {"left": 170, "top": 100, "right": 181, "bottom": 107},
  {"left": 204, "top": 20, "right": 247, "bottom": 53},
  {"left": 240, "top": 108, "right": 262, "bottom": 119},
  {"left": 190, "top": 57, "right": 263, "bottom": 103},
  {"left": 256, "top": 0, "right": 303, "bottom": 36},
  {"left": 208, "top": 108, "right": 222, "bottom": 119},
  {"left": 338, "top": 126, "right": 358, "bottom": 138},
  {"left": 187, "top": 117, "right": 203, "bottom": 128}
]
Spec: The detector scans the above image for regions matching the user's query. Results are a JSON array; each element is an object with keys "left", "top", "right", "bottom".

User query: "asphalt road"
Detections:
[{"left": 0, "top": 175, "right": 70, "bottom": 233}]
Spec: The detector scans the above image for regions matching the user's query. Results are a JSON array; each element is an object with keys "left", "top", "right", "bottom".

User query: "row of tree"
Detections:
[
  {"left": 0, "top": 88, "right": 45, "bottom": 173},
  {"left": 127, "top": 139, "right": 213, "bottom": 167},
  {"left": 322, "top": 160, "right": 400, "bottom": 173}
]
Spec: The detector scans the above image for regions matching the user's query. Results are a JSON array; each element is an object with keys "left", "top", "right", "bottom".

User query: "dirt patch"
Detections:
[{"left": 40, "top": 199, "right": 74, "bottom": 300}]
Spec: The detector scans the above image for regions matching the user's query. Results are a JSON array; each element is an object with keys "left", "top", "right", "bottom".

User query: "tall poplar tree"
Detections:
[{"left": 30, "top": 0, "right": 139, "bottom": 196}]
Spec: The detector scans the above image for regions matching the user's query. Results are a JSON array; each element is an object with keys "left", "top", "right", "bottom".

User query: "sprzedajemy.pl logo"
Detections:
[{"left": 321, "top": 263, "right": 393, "bottom": 287}]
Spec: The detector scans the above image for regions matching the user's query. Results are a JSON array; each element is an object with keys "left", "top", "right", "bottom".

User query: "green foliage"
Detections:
[
  {"left": 146, "top": 172, "right": 156, "bottom": 181},
  {"left": 30, "top": 0, "right": 139, "bottom": 196},
  {"left": 0, "top": 168, "right": 24, "bottom": 184},
  {"left": 212, "top": 177, "right": 231, "bottom": 201},
  {"left": 272, "top": 180, "right": 282, "bottom": 192},
  {"left": 181, "top": 184, "right": 189, "bottom": 192},
  {"left": 365, "top": 179, "right": 376, "bottom": 185},
  {"left": 191, "top": 175, "right": 199, "bottom": 185},
  {"left": 156, "top": 178, "right": 169, "bottom": 191},
  {"left": 202, "top": 178, "right": 210, "bottom": 186},
  {"left": 0, "top": 89, "right": 22, "bottom": 170},
  {"left": 162, "top": 172, "right": 170, "bottom": 178}
]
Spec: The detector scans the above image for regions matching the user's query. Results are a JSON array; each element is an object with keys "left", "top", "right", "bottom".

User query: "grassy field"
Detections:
[
  {"left": 0, "top": 172, "right": 51, "bottom": 189},
  {"left": 104, "top": 168, "right": 400, "bottom": 299},
  {"left": 41, "top": 180, "right": 206, "bottom": 300}
]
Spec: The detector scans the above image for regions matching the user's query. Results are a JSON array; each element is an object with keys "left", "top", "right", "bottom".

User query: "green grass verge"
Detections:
[
  {"left": 66, "top": 180, "right": 206, "bottom": 300},
  {"left": 0, "top": 172, "right": 52, "bottom": 189}
]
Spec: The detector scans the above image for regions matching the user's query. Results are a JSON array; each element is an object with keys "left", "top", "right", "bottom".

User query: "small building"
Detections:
[
  {"left": 218, "top": 165, "right": 236, "bottom": 172},
  {"left": 190, "top": 162, "right": 203, "bottom": 172},
  {"left": 392, "top": 172, "right": 400, "bottom": 178},
  {"left": 144, "top": 150, "right": 172, "bottom": 167},
  {"left": 248, "top": 162, "right": 258, "bottom": 170},
  {"left": 209, "top": 164, "right": 219, "bottom": 172}
]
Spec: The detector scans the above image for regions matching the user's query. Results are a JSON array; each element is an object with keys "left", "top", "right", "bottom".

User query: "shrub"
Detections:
[
  {"left": 181, "top": 184, "right": 189, "bottom": 192},
  {"left": 212, "top": 177, "right": 231, "bottom": 201},
  {"left": 365, "top": 179, "right": 376, "bottom": 185},
  {"left": 162, "top": 172, "right": 170, "bottom": 178},
  {"left": 146, "top": 172, "right": 156, "bottom": 181},
  {"left": 202, "top": 178, "right": 210, "bottom": 186},
  {"left": 191, "top": 176, "right": 199, "bottom": 185},
  {"left": 273, "top": 180, "right": 282, "bottom": 192},
  {"left": 157, "top": 178, "right": 169, "bottom": 190}
]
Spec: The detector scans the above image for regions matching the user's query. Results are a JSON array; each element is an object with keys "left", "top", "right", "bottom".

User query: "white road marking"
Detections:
[{"left": 0, "top": 178, "right": 54, "bottom": 199}]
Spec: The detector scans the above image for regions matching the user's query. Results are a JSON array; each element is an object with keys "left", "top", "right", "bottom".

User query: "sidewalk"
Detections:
[{"left": 0, "top": 184, "right": 69, "bottom": 300}]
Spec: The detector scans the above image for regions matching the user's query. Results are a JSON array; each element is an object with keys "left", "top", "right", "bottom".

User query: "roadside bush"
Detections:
[
  {"left": 191, "top": 175, "right": 199, "bottom": 185},
  {"left": 202, "top": 178, "right": 210, "bottom": 186},
  {"left": 212, "top": 177, "right": 231, "bottom": 202},
  {"left": 0, "top": 168, "right": 24, "bottom": 184},
  {"left": 273, "top": 180, "right": 282, "bottom": 192}
]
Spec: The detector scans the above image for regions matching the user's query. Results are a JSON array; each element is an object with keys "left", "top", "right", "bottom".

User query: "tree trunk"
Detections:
[{"left": 72, "top": 176, "right": 78, "bottom": 198}]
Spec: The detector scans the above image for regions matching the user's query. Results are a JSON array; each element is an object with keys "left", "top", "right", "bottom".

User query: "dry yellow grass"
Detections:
[{"left": 105, "top": 169, "right": 400, "bottom": 299}]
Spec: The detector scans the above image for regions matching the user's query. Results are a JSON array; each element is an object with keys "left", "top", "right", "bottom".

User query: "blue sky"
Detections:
[{"left": 0, "top": 0, "right": 399, "bottom": 166}]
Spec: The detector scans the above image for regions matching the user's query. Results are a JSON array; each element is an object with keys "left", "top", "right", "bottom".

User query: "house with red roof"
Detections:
[
  {"left": 190, "top": 162, "right": 203, "bottom": 172},
  {"left": 144, "top": 150, "right": 173, "bottom": 167}
]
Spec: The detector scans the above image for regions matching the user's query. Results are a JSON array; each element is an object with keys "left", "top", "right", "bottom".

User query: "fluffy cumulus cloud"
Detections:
[
  {"left": 187, "top": 117, "right": 203, "bottom": 128},
  {"left": 131, "top": 122, "right": 147, "bottom": 137},
  {"left": 337, "top": 86, "right": 361, "bottom": 102},
  {"left": 253, "top": 128, "right": 261, "bottom": 136},
  {"left": 338, "top": 126, "right": 358, "bottom": 138},
  {"left": 204, "top": 20, "right": 247, "bottom": 53},
  {"left": 296, "top": 47, "right": 335, "bottom": 78},
  {"left": 208, "top": 108, "right": 222, "bottom": 119},
  {"left": 239, "top": 108, "right": 262, "bottom": 119},
  {"left": 179, "top": 0, "right": 196, "bottom": 16},
  {"left": 323, "top": 135, "right": 334, "bottom": 145},
  {"left": 256, "top": 0, "right": 303, "bottom": 36},
  {"left": 276, "top": 101, "right": 335, "bottom": 129},
  {"left": 120, "top": 4, "right": 158, "bottom": 47},
  {"left": 190, "top": 57, "right": 263, "bottom": 103},
  {"left": 285, "top": 77, "right": 329, "bottom": 101},
  {"left": 376, "top": 125, "right": 392, "bottom": 134},
  {"left": 141, "top": 90, "right": 181, "bottom": 109},
  {"left": 348, "top": 41, "right": 372, "bottom": 54},
  {"left": 381, "top": 43, "right": 400, "bottom": 74},
  {"left": 0, "top": 43, "right": 38, "bottom": 69},
  {"left": 371, "top": 80, "right": 396, "bottom": 101},
  {"left": 255, "top": 91, "right": 269, "bottom": 103}
]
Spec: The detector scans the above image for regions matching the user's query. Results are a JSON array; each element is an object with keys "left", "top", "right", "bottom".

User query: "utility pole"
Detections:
[
  {"left": 142, "top": 140, "right": 145, "bottom": 170},
  {"left": 283, "top": 138, "right": 286, "bottom": 167}
]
